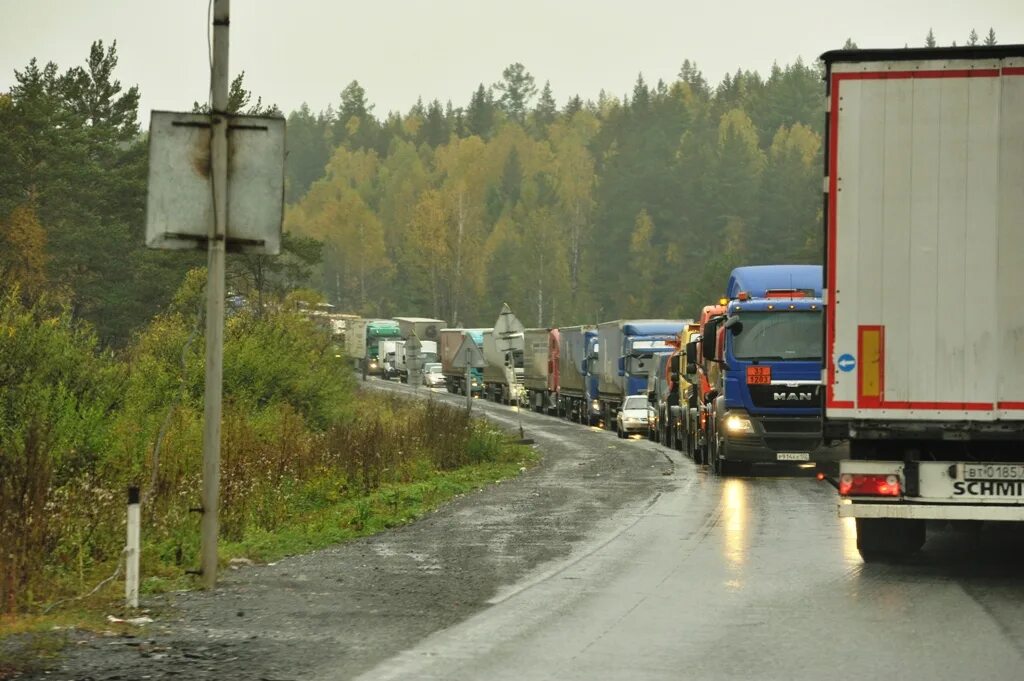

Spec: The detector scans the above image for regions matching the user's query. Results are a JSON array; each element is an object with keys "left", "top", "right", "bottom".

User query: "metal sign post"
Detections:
[
  {"left": 144, "top": 0, "right": 284, "bottom": 589},
  {"left": 493, "top": 304, "right": 527, "bottom": 441},
  {"left": 453, "top": 333, "right": 486, "bottom": 414},
  {"left": 406, "top": 334, "right": 423, "bottom": 392}
]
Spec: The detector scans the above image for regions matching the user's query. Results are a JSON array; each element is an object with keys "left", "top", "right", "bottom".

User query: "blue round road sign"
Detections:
[{"left": 837, "top": 353, "right": 856, "bottom": 372}]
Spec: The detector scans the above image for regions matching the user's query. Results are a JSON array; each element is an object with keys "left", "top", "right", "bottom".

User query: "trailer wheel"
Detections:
[{"left": 855, "top": 518, "right": 926, "bottom": 562}]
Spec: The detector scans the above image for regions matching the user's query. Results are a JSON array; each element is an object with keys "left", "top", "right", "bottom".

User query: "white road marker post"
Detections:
[
  {"left": 125, "top": 487, "right": 140, "bottom": 608},
  {"left": 465, "top": 348, "right": 473, "bottom": 414},
  {"left": 200, "top": 0, "right": 230, "bottom": 590}
]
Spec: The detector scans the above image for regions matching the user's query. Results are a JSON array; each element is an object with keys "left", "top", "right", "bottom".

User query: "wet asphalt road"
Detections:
[
  {"left": 24, "top": 378, "right": 1024, "bottom": 680},
  {"left": 358, "top": 381, "right": 1024, "bottom": 681}
]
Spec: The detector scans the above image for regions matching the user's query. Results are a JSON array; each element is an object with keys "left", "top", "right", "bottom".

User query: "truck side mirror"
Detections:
[
  {"left": 686, "top": 362, "right": 697, "bottom": 374},
  {"left": 724, "top": 316, "right": 743, "bottom": 335},
  {"left": 669, "top": 355, "right": 680, "bottom": 373},
  {"left": 617, "top": 357, "right": 625, "bottom": 376},
  {"left": 647, "top": 390, "right": 656, "bottom": 403},
  {"left": 702, "top": 318, "right": 723, "bottom": 361},
  {"left": 685, "top": 340, "right": 698, "bottom": 365}
]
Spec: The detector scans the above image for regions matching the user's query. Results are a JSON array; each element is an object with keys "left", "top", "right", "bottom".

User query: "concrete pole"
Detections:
[
  {"left": 200, "top": 0, "right": 230, "bottom": 590},
  {"left": 125, "top": 487, "right": 140, "bottom": 608}
]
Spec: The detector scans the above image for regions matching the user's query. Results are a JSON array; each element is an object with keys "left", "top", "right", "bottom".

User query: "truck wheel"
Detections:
[{"left": 855, "top": 518, "right": 926, "bottom": 562}]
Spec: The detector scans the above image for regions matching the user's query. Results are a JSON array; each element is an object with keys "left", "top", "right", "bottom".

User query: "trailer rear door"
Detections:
[{"left": 825, "top": 53, "right": 1024, "bottom": 422}]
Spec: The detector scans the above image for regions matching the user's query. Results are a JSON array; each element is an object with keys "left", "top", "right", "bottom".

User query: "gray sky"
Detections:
[{"left": 1, "top": 0, "right": 1022, "bottom": 118}]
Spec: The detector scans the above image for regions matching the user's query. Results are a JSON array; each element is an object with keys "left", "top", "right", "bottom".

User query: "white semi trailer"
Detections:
[{"left": 821, "top": 45, "right": 1024, "bottom": 560}]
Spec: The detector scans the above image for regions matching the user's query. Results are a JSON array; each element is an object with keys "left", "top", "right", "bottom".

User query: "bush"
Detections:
[{"left": 0, "top": 273, "right": 517, "bottom": 615}]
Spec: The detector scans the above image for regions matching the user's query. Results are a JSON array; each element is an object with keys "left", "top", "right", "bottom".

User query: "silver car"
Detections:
[
  {"left": 422, "top": 363, "right": 446, "bottom": 388},
  {"left": 616, "top": 395, "right": 651, "bottom": 439}
]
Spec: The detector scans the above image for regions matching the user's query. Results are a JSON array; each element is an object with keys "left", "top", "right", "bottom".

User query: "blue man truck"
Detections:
[
  {"left": 556, "top": 325, "right": 600, "bottom": 425},
  {"left": 597, "top": 320, "right": 686, "bottom": 431},
  {"left": 701, "top": 265, "right": 843, "bottom": 476}
]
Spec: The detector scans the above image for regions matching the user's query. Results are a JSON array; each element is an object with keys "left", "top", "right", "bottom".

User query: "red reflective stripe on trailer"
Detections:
[
  {"left": 832, "top": 69, "right": 1001, "bottom": 82},
  {"left": 828, "top": 400, "right": 855, "bottom": 409},
  {"left": 826, "top": 76, "right": 841, "bottom": 406},
  {"left": 873, "top": 401, "right": 994, "bottom": 411},
  {"left": 1003, "top": 67, "right": 1024, "bottom": 76},
  {"left": 999, "top": 401, "right": 1024, "bottom": 410}
]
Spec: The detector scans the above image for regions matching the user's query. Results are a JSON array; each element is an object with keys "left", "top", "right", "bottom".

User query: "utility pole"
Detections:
[{"left": 201, "top": 0, "right": 230, "bottom": 590}]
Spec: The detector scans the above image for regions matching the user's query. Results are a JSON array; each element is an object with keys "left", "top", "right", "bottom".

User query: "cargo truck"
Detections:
[
  {"left": 344, "top": 319, "right": 402, "bottom": 375},
  {"left": 439, "top": 328, "right": 486, "bottom": 395},
  {"left": 556, "top": 325, "right": 600, "bottom": 425},
  {"left": 821, "top": 45, "right": 1024, "bottom": 560},
  {"left": 481, "top": 329, "right": 524, "bottom": 404},
  {"left": 523, "top": 328, "right": 560, "bottom": 414},
  {"left": 685, "top": 305, "right": 726, "bottom": 464},
  {"left": 394, "top": 339, "right": 438, "bottom": 383},
  {"left": 597, "top": 320, "right": 686, "bottom": 431},
  {"left": 702, "top": 266, "right": 843, "bottom": 476},
  {"left": 647, "top": 351, "right": 674, "bottom": 443},
  {"left": 666, "top": 322, "right": 700, "bottom": 452},
  {"left": 394, "top": 317, "right": 447, "bottom": 344}
]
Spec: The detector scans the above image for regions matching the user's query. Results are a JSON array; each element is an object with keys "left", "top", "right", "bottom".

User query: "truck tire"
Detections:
[{"left": 855, "top": 518, "right": 926, "bottom": 562}]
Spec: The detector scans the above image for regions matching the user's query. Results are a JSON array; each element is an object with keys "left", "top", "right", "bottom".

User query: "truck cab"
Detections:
[{"left": 706, "top": 265, "right": 842, "bottom": 476}]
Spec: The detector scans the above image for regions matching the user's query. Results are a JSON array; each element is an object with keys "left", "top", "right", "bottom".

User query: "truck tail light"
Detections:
[{"left": 838, "top": 473, "right": 901, "bottom": 497}]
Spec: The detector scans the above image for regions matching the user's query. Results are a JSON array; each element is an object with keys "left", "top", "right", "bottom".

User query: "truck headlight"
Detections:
[
  {"left": 724, "top": 414, "right": 754, "bottom": 434},
  {"left": 591, "top": 399, "right": 601, "bottom": 412}
]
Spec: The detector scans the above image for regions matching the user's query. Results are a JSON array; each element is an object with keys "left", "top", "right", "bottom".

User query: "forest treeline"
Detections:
[
  {"left": 283, "top": 28, "right": 1001, "bottom": 328},
  {"left": 286, "top": 60, "right": 824, "bottom": 328},
  {"left": 0, "top": 29, "right": 1003, "bottom": 342}
]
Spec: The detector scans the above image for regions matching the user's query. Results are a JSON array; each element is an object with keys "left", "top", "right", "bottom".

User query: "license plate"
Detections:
[
  {"left": 777, "top": 452, "right": 809, "bottom": 461},
  {"left": 964, "top": 463, "right": 1024, "bottom": 481}
]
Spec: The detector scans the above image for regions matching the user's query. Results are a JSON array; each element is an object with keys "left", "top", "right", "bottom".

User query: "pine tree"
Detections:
[
  {"left": 842, "top": 38, "right": 859, "bottom": 49},
  {"left": 466, "top": 84, "right": 496, "bottom": 139},
  {"left": 926, "top": 28, "right": 937, "bottom": 47},
  {"left": 968, "top": 29, "right": 979, "bottom": 46},
  {"left": 563, "top": 95, "right": 583, "bottom": 117},
  {"left": 532, "top": 80, "right": 558, "bottom": 134},
  {"left": 494, "top": 63, "right": 537, "bottom": 123},
  {"left": 985, "top": 28, "right": 997, "bottom": 46}
]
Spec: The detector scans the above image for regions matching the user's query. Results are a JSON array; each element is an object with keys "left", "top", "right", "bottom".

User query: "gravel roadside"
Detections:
[{"left": 22, "top": 383, "right": 678, "bottom": 681}]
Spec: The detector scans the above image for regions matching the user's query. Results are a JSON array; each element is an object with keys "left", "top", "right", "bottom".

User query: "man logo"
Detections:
[{"left": 773, "top": 392, "right": 814, "bottom": 401}]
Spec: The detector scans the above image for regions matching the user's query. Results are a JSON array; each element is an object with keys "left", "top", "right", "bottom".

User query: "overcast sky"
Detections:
[{"left": 1, "top": 0, "right": 1021, "bottom": 118}]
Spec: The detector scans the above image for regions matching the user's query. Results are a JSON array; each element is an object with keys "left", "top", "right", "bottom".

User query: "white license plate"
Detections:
[
  {"left": 964, "top": 463, "right": 1024, "bottom": 481},
  {"left": 777, "top": 452, "right": 810, "bottom": 462}
]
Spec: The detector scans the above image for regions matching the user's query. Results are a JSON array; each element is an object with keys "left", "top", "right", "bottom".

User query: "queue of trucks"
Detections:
[{"left": 331, "top": 45, "right": 1024, "bottom": 563}]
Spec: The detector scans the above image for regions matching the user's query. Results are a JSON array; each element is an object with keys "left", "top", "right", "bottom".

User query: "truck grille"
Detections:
[
  {"left": 748, "top": 384, "right": 822, "bottom": 410},
  {"left": 761, "top": 419, "right": 821, "bottom": 434},
  {"left": 763, "top": 436, "right": 822, "bottom": 452}
]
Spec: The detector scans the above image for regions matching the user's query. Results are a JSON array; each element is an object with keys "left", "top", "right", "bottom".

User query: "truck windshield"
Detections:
[
  {"left": 731, "top": 311, "right": 822, "bottom": 361},
  {"left": 630, "top": 339, "right": 671, "bottom": 353}
]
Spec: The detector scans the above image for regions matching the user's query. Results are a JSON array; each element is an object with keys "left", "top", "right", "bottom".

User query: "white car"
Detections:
[
  {"left": 616, "top": 395, "right": 651, "bottom": 439},
  {"left": 422, "top": 363, "right": 446, "bottom": 388}
]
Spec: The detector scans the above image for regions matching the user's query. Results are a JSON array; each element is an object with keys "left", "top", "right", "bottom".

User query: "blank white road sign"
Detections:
[{"left": 145, "top": 111, "right": 285, "bottom": 255}]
